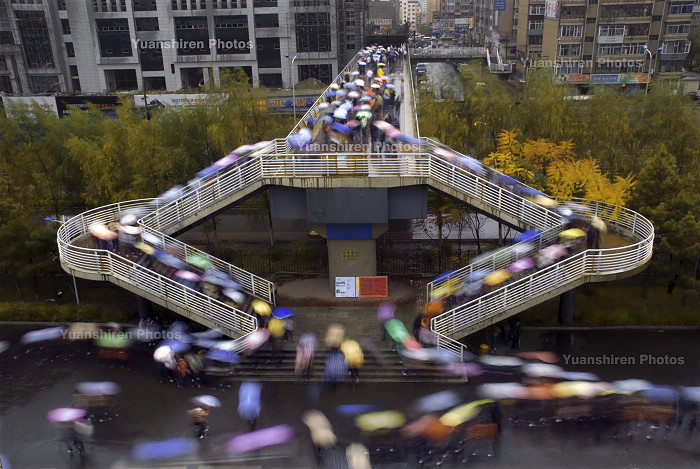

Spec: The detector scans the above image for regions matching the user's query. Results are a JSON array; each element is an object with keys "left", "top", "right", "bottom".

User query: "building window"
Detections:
[
  {"left": 668, "top": 2, "right": 694, "bottom": 14},
  {"left": 598, "top": 44, "right": 622, "bottom": 55},
  {"left": 105, "top": 69, "right": 138, "bottom": 91},
  {"left": 214, "top": 15, "right": 250, "bottom": 54},
  {"left": 254, "top": 14, "right": 279, "bottom": 28},
  {"left": 584, "top": 36, "right": 594, "bottom": 42},
  {"left": 598, "top": 25, "right": 626, "bottom": 37},
  {"left": 528, "top": 35, "right": 543, "bottom": 45},
  {"left": 652, "top": 15, "right": 662, "bottom": 21},
  {"left": 661, "top": 40, "right": 691, "bottom": 53},
  {"left": 296, "top": 13, "right": 331, "bottom": 52},
  {"left": 256, "top": 37, "right": 280, "bottom": 67},
  {"left": 528, "top": 20, "right": 544, "bottom": 30},
  {"left": 622, "top": 42, "right": 647, "bottom": 54},
  {"left": 96, "top": 18, "right": 132, "bottom": 57},
  {"left": 529, "top": 4, "right": 545, "bottom": 15},
  {"left": 174, "top": 17, "right": 210, "bottom": 55},
  {"left": 559, "top": 43, "right": 581, "bottom": 57},
  {"left": 587, "top": 17, "right": 596, "bottom": 23},
  {"left": 136, "top": 17, "right": 159, "bottom": 31},
  {"left": 560, "top": 25, "right": 583, "bottom": 37},
  {"left": 258, "top": 72, "right": 282, "bottom": 87},
  {"left": 556, "top": 62, "right": 582, "bottom": 74},
  {"left": 58, "top": 0, "right": 66, "bottom": 10},
  {"left": 65, "top": 41, "right": 75, "bottom": 57},
  {"left": 61, "top": 19, "right": 71, "bottom": 35},
  {"left": 0, "top": 31, "right": 14, "bottom": 45},
  {"left": 132, "top": 0, "right": 157, "bottom": 10},
  {"left": 253, "top": 0, "right": 277, "bottom": 5},
  {"left": 16, "top": 11, "right": 55, "bottom": 68},
  {"left": 666, "top": 22, "right": 690, "bottom": 34},
  {"left": 139, "top": 43, "right": 164, "bottom": 71},
  {"left": 299, "top": 63, "right": 332, "bottom": 83}
]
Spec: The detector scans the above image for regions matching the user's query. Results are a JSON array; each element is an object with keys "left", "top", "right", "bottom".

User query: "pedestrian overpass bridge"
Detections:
[{"left": 57, "top": 52, "right": 654, "bottom": 361}]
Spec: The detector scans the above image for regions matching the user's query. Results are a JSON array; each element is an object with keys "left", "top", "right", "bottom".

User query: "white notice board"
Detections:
[{"left": 335, "top": 277, "right": 358, "bottom": 297}]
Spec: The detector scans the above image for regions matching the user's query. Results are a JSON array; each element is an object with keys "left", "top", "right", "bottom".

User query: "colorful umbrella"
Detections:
[
  {"left": 355, "top": 410, "right": 406, "bottom": 432},
  {"left": 153, "top": 345, "right": 173, "bottom": 363},
  {"left": 152, "top": 250, "right": 187, "bottom": 269},
  {"left": 227, "top": 425, "right": 295, "bottom": 453},
  {"left": 132, "top": 438, "right": 198, "bottom": 461},
  {"left": 559, "top": 228, "right": 586, "bottom": 239},
  {"left": 251, "top": 299, "right": 272, "bottom": 316},
  {"left": 186, "top": 254, "right": 214, "bottom": 270},
  {"left": 476, "top": 382, "right": 525, "bottom": 400},
  {"left": 158, "top": 339, "right": 189, "bottom": 354},
  {"left": 440, "top": 399, "right": 494, "bottom": 427},
  {"left": 591, "top": 216, "right": 607, "bottom": 233},
  {"left": 214, "top": 153, "right": 239, "bottom": 167},
  {"left": 76, "top": 381, "right": 121, "bottom": 396},
  {"left": 539, "top": 244, "right": 568, "bottom": 261},
  {"left": 206, "top": 349, "right": 239, "bottom": 364},
  {"left": 610, "top": 379, "right": 653, "bottom": 393},
  {"left": 340, "top": 340, "right": 364, "bottom": 368},
  {"left": 521, "top": 363, "right": 564, "bottom": 378},
  {"left": 410, "top": 390, "right": 462, "bottom": 414},
  {"left": 134, "top": 242, "right": 154, "bottom": 255},
  {"left": 222, "top": 289, "right": 246, "bottom": 304},
  {"left": 89, "top": 223, "right": 118, "bottom": 241},
  {"left": 243, "top": 329, "right": 270, "bottom": 349},
  {"left": 271, "top": 307, "right": 294, "bottom": 319},
  {"left": 267, "top": 318, "right": 286, "bottom": 338},
  {"left": 47, "top": 407, "right": 86, "bottom": 423},
  {"left": 141, "top": 231, "right": 163, "bottom": 247},
  {"left": 95, "top": 333, "right": 130, "bottom": 349},
  {"left": 191, "top": 395, "right": 222, "bottom": 408},
  {"left": 174, "top": 270, "right": 202, "bottom": 282},
  {"left": 483, "top": 269, "right": 512, "bottom": 286},
  {"left": 21, "top": 326, "right": 65, "bottom": 344},
  {"left": 334, "top": 404, "right": 381, "bottom": 417},
  {"left": 508, "top": 257, "right": 536, "bottom": 272},
  {"left": 324, "top": 324, "right": 345, "bottom": 348},
  {"left": 383, "top": 319, "right": 410, "bottom": 343},
  {"left": 514, "top": 229, "right": 541, "bottom": 244},
  {"left": 238, "top": 381, "right": 262, "bottom": 421},
  {"left": 376, "top": 302, "right": 396, "bottom": 323}
]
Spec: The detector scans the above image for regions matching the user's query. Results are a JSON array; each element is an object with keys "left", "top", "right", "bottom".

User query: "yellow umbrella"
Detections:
[
  {"left": 134, "top": 242, "right": 154, "bottom": 255},
  {"left": 355, "top": 410, "right": 406, "bottom": 432},
  {"left": 251, "top": 299, "right": 272, "bottom": 316},
  {"left": 591, "top": 216, "right": 607, "bottom": 233},
  {"left": 559, "top": 228, "right": 586, "bottom": 239},
  {"left": 340, "top": 340, "right": 364, "bottom": 368},
  {"left": 267, "top": 317, "right": 285, "bottom": 338},
  {"left": 431, "top": 278, "right": 462, "bottom": 300},
  {"left": 439, "top": 399, "right": 494, "bottom": 427},
  {"left": 483, "top": 269, "right": 512, "bottom": 286},
  {"left": 531, "top": 195, "right": 557, "bottom": 208}
]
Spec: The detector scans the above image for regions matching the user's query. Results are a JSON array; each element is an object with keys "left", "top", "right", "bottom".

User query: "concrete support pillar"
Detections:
[
  {"left": 558, "top": 288, "right": 576, "bottom": 324},
  {"left": 327, "top": 238, "right": 378, "bottom": 292}
]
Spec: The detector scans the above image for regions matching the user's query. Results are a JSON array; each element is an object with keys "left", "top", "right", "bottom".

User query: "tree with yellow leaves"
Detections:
[{"left": 545, "top": 158, "right": 636, "bottom": 206}]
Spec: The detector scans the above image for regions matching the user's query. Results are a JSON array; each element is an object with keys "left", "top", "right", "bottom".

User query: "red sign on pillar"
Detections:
[{"left": 358, "top": 276, "right": 388, "bottom": 298}]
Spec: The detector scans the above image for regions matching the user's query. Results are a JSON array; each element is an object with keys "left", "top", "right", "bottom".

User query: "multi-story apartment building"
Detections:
[
  {"left": 472, "top": 0, "right": 516, "bottom": 53},
  {"left": 399, "top": 0, "right": 422, "bottom": 29},
  {"left": 516, "top": 0, "right": 692, "bottom": 85},
  {"left": 0, "top": 0, "right": 367, "bottom": 95}
]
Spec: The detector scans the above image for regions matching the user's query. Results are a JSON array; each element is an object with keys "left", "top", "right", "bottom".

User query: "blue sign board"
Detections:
[
  {"left": 494, "top": 0, "right": 506, "bottom": 11},
  {"left": 327, "top": 224, "right": 373, "bottom": 239},
  {"left": 590, "top": 74, "right": 619, "bottom": 84}
]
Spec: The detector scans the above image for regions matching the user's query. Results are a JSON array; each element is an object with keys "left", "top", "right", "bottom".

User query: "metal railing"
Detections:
[
  {"left": 429, "top": 199, "right": 654, "bottom": 356},
  {"left": 410, "top": 47, "right": 487, "bottom": 59}
]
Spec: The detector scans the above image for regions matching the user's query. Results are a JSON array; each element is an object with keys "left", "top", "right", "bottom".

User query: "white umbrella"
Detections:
[
  {"left": 521, "top": 363, "right": 564, "bottom": 378},
  {"left": 191, "top": 395, "right": 222, "bottom": 408},
  {"left": 478, "top": 355, "right": 524, "bottom": 367},
  {"left": 610, "top": 379, "right": 653, "bottom": 393},
  {"left": 153, "top": 345, "right": 173, "bottom": 363}
]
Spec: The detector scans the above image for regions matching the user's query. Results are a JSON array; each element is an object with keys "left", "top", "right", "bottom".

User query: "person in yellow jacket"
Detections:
[{"left": 340, "top": 339, "right": 364, "bottom": 383}]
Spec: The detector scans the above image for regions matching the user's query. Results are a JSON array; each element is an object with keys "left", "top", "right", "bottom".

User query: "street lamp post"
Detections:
[
  {"left": 285, "top": 53, "right": 300, "bottom": 122},
  {"left": 643, "top": 44, "right": 663, "bottom": 100}
]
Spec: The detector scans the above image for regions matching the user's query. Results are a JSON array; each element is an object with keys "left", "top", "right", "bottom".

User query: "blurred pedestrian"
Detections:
[
  {"left": 238, "top": 381, "right": 262, "bottom": 431},
  {"left": 187, "top": 406, "right": 210, "bottom": 439},
  {"left": 295, "top": 333, "right": 317, "bottom": 381}
]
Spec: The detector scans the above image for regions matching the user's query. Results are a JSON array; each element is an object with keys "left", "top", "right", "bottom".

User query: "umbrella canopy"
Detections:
[
  {"left": 155, "top": 185, "right": 185, "bottom": 205},
  {"left": 515, "top": 351, "right": 560, "bottom": 363},
  {"left": 141, "top": 231, "right": 163, "bottom": 247},
  {"left": 95, "top": 333, "right": 130, "bottom": 349},
  {"left": 287, "top": 133, "right": 310, "bottom": 150},
  {"left": 423, "top": 300, "right": 444, "bottom": 317},
  {"left": 508, "top": 257, "right": 536, "bottom": 273},
  {"left": 202, "top": 270, "right": 240, "bottom": 289},
  {"left": 119, "top": 224, "right": 141, "bottom": 236},
  {"left": 222, "top": 289, "right": 246, "bottom": 305},
  {"left": 134, "top": 242, "right": 154, "bottom": 255},
  {"left": 411, "top": 390, "right": 462, "bottom": 414},
  {"left": 196, "top": 164, "right": 221, "bottom": 180},
  {"left": 132, "top": 438, "right": 198, "bottom": 461},
  {"left": 213, "top": 153, "right": 239, "bottom": 167},
  {"left": 532, "top": 195, "right": 558, "bottom": 208},
  {"left": 383, "top": 319, "right": 410, "bottom": 343},
  {"left": 476, "top": 382, "right": 525, "bottom": 400},
  {"left": 186, "top": 254, "right": 214, "bottom": 270},
  {"left": 251, "top": 299, "right": 272, "bottom": 316},
  {"left": 302, "top": 410, "right": 336, "bottom": 449},
  {"left": 120, "top": 213, "right": 138, "bottom": 226},
  {"left": 478, "top": 355, "right": 524, "bottom": 367},
  {"left": 591, "top": 216, "right": 608, "bottom": 233},
  {"left": 610, "top": 379, "right": 653, "bottom": 393},
  {"left": 152, "top": 250, "right": 188, "bottom": 269},
  {"left": 174, "top": 270, "right": 202, "bottom": 282},
  {"left": 334, "top": 404, "right": 381, "bottom": 417},
  {"left": 325, "top": 324, "right": 346, "bottom": 348},
  {"left": 271, "top": 307, "right": 295, "bottom": 319},
  {"left": 355, "top": 410, "right": 406, "bottom": 432},
  {"left": 640, "top": 385, "right": 680, "bottom": 403},
  {"left": 330, "top": 122, "right": 352, "bottom": 134},
  {"left": 76, "top": 381, "right": 121, "bottom": 396},
  {"left": 238, "top": 381, "right": 263, "bottom": 420},
  {"left": 539, "top": 244, "right": 568, "bottom": 261},
  {"left": 267, "top": 318, "right": 286, "bottom": 338},
  {"left": 21, "top": 326, "right": 65, "bottom": 344},
  {"left": 153, "top": 345, "right": 173, "bottom": 363},
  {"left": 206, "top": 349, "right": 240, "bottom": 364},
  {"left": 559, "top": 228, "right": 587, "bottom": 239},
  {"left": 158, "top": 340, "right": 189, "bottom": 354},
  {"left": 340, "top": 340, "right": 364, "bottom": 368},
  {"left": 66, "top": 322, "right": 99, "bottom": 341},
  {"left": 441, "top": 362, "right": 483, "bottom": 377},
  {"left": 47, "top": 407, "right": 86, "bottom": 423},
  {"left": 191, "top": 395, "right": 222, "bottom": 408},
  {"left": 394, "top": 134, "right": 424, "bottom": 145},
  {"left": 376, "top": 302, "right": 396, "bottom": 323},
  {"left": 514, "top": 229, "right": 541, "bottom": 244},
  {"left": 456, "top": 156, "right": 486, "bottom": 175},
  {"left": 227, "top": 425, "right": 295, "bottom": 453},
  {"left": 556, "top": 371, "right": 600, "bottom": 381},
  {"left": 483, "top": 269, "right": 512, "bottom": 286},
  {"left": 89, "top": 223, "right": 118, "bottom": 241},
  {"left": 521, "top": 363, "right": 564, "bottom": 378},
  {"left": 243, "top": 329, "right": 270, "bottom": 349},
  {"left": 440, "top": 399, "right": 494, "bottom": 427},
  {"left": 680, "top": 387, "right": 700, "bottom": 403}
]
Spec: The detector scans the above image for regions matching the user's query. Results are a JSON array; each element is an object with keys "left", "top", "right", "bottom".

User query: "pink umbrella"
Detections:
[
  {"left": 89, "top": 223, "right": 118, "bottom": 241},
  {"left": 174, "top": 270, "right": 202, "bottom": 282},
  {"left": 508, "top": 257, "right": 536, "bottom": 272},
  {"left": 214, "top": 153, "right": 239, "bottom": 166},
  {"left": 539, "top": 244, "right": 568, "bottom": 261},
  {"left": 226, "top": 425, "right": 295, "bottom": 453},
  {"left": 376, "top": 302, "right": 396, "bottom": 323},
  {"left": 47, "top": 407, "right": 86, "bottom": 423},
  {"left": 243, "top": 329, "right": 270, "bottom": 350}
]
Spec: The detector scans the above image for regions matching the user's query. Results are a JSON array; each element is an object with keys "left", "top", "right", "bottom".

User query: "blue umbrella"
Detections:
[
  {"left": 394, "top": 134, "right": 424, "bottom": 145},
  {"left": 433, "top": 270, "right": 457, "bottom": 284},
  {"left": 466, "top": 269, "right": 490, "bottom": 282},
  {"left": 359, "top": 96, "right": 371, "bottom": 103},
  {"left": 0, "top": 454, "right": 10, "bottom": 469},
  {"left": 155, "top": 185, "right": 184, "bottom": 204},
  {"left": 152, "top": 250, "right": 188, "bottom": 270},
  {"left": 330, "top": 122, "right": 352, "bottom": 135},
  {"left": 335, "top": 404, "right": 381, "bottom": 417},
  {"left": 514, "top": 229, "right": 541, "bottom": 244},
  {"left": 456, "top": 156, "right": 485, "bottom": 175},
  {"left": 498, "top": 174, "right": 520, "bottom": 187},
  {"left": 640, "top": 385, "right": 680, "bottom": 403},
  {"left": 195, "top": 165, "right": 220, "bottom": 179},
  {"left": 75, "top": 381, "right": 121, "bottom": 396},
  {"left": 158, "top": 340, "right": 190, "bottom": 354},
  {"left": 132, "top": 438, "right": 198, "bottom": 461},
  {"left": 271, "top": 307, "right": 294, "bottom": 319},
  {"left": 287, "top": 134, "right": 309, "bottom": 149},
  {"left": 238, "top": 381, "right": 262, "bottom": 420},
  {"left": 206, "top": 349, "right": 240, "bottom": 364},
  {"left": 515, "top": 185, "right": 544, "bottom": 198},
  {"left": 326, "top": 91, "right": 336, "bottom": 98}
]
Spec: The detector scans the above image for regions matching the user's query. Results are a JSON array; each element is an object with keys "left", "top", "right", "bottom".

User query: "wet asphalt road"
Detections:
[{"left": 1, "top": 324, "right": 700, "bottom": 469}]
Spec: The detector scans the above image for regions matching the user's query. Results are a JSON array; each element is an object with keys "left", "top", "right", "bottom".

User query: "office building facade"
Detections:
[{"left": 0, "top": 0, "right": 367, "bottom": 95}]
